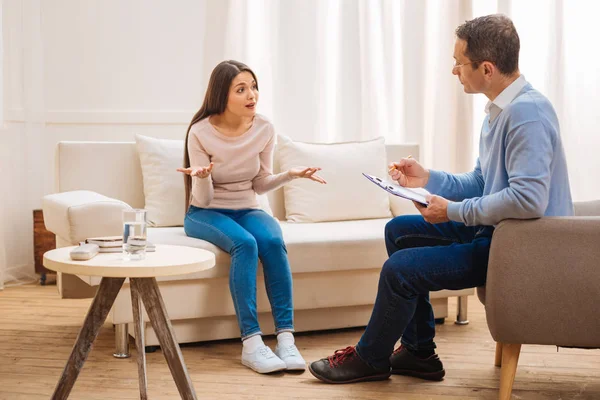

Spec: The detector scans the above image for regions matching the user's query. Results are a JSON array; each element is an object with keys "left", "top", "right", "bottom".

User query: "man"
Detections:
[{"left": 308, "top": 14, "right": 573, "bottom": 384}]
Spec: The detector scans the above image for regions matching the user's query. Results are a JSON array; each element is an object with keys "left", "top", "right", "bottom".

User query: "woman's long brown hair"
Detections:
[{"left": 183, "top": 60, "right": 258, "bottom": 211}]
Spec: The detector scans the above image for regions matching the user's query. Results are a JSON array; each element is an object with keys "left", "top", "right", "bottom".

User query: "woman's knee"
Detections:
[
  {"left": 233, "top": 236, "right": 258, "bottom": 256},
  {"left": 256, "top": 235, "right": 286, "bottom": 254}
]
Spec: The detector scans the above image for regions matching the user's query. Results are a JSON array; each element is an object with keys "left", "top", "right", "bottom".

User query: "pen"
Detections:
[{"left": 389, "top": 155, "right": 412, "bottom": 173}]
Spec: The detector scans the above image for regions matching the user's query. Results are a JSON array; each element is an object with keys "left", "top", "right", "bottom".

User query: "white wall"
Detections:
[{"left": 2, "top": 0, "right": 215, "bottom": 280}]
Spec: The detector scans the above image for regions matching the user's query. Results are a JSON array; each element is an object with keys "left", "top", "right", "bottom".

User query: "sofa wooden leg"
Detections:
[
  {"left": 499, "top": 343, "right": 521, "bottom": 400},
  {"left": 494, "top": 342, "right": 503, "bottom": 367},
  {"left": 455, "top": 295, "right": 469, "bottom": 325}
]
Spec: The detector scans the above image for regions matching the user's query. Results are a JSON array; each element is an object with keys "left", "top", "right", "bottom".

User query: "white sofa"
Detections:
[{"left": 43, "top": 140, "right": 473, "bottom": 357}]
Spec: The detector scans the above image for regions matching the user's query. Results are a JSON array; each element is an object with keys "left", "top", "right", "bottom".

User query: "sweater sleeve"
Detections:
[
  {"left": 425, "top": 159, "right": 485, "bottom": 201},
  {"left": 252, "top": 126, "right": 294, "bottom": 195},
  {"left": 448, "top": 121, "right": 552, "bottom": 226},
  {"left": 188, "top": 130, "right": 214, "bottom": 207}
]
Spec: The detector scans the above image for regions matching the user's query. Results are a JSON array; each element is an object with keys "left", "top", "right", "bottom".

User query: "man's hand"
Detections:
[
  {"left": 389, "top": 156, "right": 430, "bottom": 188},
  {"left": 414, "top": 195, "right": 450, "bottom": 224}
]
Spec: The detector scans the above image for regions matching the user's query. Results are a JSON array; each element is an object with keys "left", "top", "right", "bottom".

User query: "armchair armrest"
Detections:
[
  {"left": 42, "top": 190, "right": 132, "bottom": 244},
  {"left": 485, "top": 217, "right": 600, "bottom": 347}
]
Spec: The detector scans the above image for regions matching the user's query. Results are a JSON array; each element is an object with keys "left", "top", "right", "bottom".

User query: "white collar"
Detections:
[{"left": 485, "top": 75, "right": 527, "bottom": 119}]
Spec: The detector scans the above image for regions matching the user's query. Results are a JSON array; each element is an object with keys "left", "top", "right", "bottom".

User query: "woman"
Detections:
[{"left": 178, "top": 60, "right": 325, "bottom": 374}]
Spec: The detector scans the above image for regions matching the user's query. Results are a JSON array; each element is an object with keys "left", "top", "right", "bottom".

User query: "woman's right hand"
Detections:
[
  {"left": 388, "top": 157, "right": 429, "bottom": 188},
  {"left": 177, "top": 162, "right": 214, "bottom": 179}
]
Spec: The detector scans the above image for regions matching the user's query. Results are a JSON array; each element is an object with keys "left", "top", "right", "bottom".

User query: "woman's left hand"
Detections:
[{"left": 289, "top": 167, "right": 327, "bottom": 184}]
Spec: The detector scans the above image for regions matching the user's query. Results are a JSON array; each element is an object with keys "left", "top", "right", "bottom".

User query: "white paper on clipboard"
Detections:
[{"left": 362, "top": 173, "right": 429, "bottom": 206}]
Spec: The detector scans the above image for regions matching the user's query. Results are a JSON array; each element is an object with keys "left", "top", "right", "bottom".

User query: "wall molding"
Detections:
[
  {"left": 4, "top": 108, "right": 26, "bottom": 122},
  {"left": 45, "top": 110, "right": 194, "bottom": 125},
  {"left": 5, "top": 109, "right": 196, "bottom": 124}
]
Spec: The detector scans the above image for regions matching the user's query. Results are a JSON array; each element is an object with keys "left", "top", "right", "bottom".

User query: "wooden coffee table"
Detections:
[{"left": 43, "top": 244, "right": 215, "bottom": 400}]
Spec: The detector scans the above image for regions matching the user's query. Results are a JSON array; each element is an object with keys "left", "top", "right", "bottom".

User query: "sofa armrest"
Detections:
[
  {"left": 43, "top": 190, "right": 132, "bottom": 244},
  {"left": 485, "top": 217, "right": 600, "bottom": 347}
]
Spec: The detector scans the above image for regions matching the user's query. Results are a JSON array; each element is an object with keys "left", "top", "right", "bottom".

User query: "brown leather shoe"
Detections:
[
  {"left": 309, "top": 346, "right": 391, "bottom": 384},
  {"left": 389, "top": 346, "right": 445, "bottom": 381}
]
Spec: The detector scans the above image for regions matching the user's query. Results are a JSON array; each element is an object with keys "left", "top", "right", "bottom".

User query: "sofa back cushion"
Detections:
[
  {"left": 574, "top": 200, "right": 600, "bottom": 217},
  {"left": 135, "top": 134, "right": 187, "bottom": 227},
  {"left": 276, "top": 136, "right": 392, "bottom": 222},
  {"left": 55, "top": 140, "right": 420, "bottom": 224},
  {"left": 266, "top": 140, "right": 420, "bottom": 220},
  {"left": 135, "top": 134, "right": 272, "bottom": 227}
]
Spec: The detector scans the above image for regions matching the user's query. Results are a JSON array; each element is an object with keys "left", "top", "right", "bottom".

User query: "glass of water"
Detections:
[{"left": 122, "top": 209, "right": 147, "bottom": 260}]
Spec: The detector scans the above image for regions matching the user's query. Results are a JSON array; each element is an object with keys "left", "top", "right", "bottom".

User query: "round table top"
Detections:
[{"left": 43, "top": 245, "right": 216, "bottom": 278}]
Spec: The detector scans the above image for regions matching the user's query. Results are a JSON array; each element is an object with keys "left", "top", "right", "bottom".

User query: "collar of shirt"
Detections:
[{"left": 485, "top": 74, "right": 527, "bottom": 123}]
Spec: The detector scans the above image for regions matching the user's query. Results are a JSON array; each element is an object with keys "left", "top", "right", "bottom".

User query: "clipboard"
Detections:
[{"left": 362, "top": 173, "right": 429, "bottom": 206}]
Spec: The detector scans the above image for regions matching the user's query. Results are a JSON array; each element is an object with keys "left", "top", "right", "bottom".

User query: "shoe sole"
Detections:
[
  {"left": 286, "top": 364, "right": 307, "bottom": 371},
  {"left": 308, "top": 364, "right": 391, "bottom": 384},
  {"left": 242, "top": 360, "right": 287, "bottom": 374},
  {"left": 391, "top": 368, "right": 445, "bottom": 381}
]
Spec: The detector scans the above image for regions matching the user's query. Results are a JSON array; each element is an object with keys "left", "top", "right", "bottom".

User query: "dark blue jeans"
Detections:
[
  {"left": 356, "top": 215, "right": 493, "bottom": 368},
  {"left": 184, "top": 206, "right": 294, "bottom": 339}
]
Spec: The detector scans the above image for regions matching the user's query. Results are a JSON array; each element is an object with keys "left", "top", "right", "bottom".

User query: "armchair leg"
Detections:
[
  {"left": 499, "top": 343, "right": 521, "bottom": 400},
  {"left": 455, "top": 295, "right": 469, "bottom": 325},
  {"left": 113, "top": 323, "right": 130, "bottom": 358},
  {"left": 494, "top": 342, "right": 503, "bottom": 367}
]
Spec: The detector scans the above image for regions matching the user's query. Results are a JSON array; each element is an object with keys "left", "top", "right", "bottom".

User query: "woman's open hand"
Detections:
[
  {"left": 177, "top": 162, "right": 214, "bottom": 179},
  {"left": 289, "top": 167, "right": 327, "bottom": 184}
]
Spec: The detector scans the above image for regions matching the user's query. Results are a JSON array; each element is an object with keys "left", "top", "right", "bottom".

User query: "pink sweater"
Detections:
[{"left": 187, "top": 114, "right": 293, "bottom": 210}]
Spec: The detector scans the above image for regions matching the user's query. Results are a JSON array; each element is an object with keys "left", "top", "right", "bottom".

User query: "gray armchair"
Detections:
[{"left": 478, "top": 200, "right": 600, "bottom": 400}]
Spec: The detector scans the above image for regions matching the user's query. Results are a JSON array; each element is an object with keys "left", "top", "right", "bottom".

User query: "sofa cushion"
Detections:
[
  {"left": 147, "top": 218, "right": 390, "bottom": 279},
  {"left": 276, "top": 136, "right": 392, "bottom": 222},
  {"left": 135, "top": 134, "right": 272, "bottom": 228},
  {"left": 83, "top": 218, "right": 391, "bottom": 286}
]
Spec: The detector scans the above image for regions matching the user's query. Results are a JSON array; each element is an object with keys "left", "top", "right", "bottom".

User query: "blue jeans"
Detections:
[
  {"left": 184, "top": 206, "right": 294, "bottom": 339},
  {"left": 356, "top": 215, "right": 493, "bottom": 368}
]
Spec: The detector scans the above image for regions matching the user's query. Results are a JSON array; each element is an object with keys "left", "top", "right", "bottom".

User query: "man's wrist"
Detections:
[{"left": 423, "top": 169, "right": 430, "bottom": 186}]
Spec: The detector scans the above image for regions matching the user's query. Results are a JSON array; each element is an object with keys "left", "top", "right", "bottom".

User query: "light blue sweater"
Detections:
[{"left": 426, "top": 83, "right": 574, "bottom": 226}]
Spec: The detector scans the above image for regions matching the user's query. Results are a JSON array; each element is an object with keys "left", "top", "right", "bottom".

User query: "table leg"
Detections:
[
  {"left": 130, "top": 279, "right": 148, "bottom": 400},
  {"left": 51, "top": 277, "right": 125, "bottom": 400},
  {"left": 135, "top": 277, "right": 197, "bottom": 400}
]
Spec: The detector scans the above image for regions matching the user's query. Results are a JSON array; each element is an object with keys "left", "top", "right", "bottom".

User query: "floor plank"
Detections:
[{"left": 0, "top": 284, "right": 598, "bottom": 400}]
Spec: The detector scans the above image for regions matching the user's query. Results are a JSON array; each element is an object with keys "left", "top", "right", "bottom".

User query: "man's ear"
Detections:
[{"left": 482, "top": 61, "right": 494, "bottom": 77}]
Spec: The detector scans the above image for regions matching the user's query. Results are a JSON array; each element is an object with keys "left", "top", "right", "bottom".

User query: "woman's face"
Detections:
[{"left": 226, "top": 71, "right": 259, "bottom": 117}]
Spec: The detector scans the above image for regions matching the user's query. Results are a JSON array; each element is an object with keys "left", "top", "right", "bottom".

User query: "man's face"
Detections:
[{"left": 452, "top": 39, "right": 486, "bottom": 94}]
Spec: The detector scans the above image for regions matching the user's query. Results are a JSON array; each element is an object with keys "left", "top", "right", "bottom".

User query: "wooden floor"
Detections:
[{"left": 0, "top": 285, "right": 598, "bottom": 400}]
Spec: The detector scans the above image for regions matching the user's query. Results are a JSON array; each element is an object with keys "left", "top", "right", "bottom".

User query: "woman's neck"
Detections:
[{"left": 210, "top": 112, "right": 254, "bottom": 137}]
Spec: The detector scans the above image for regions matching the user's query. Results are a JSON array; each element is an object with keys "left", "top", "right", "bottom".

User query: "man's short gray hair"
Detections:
[{"left": 455, "top": 14, "right": 520, "bottom": 75}]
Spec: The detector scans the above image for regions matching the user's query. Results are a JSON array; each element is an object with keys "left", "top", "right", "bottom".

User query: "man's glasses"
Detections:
[{"left": 453, "top": 60, "right": 479, "bottom": 70}]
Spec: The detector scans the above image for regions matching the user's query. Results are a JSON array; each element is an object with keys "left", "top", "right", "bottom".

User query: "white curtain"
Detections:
[
  {"left": 472, "top": 0, "right": 600, "bottom": 201},
  {"left": 201, "top": 0, "right": 599, "bottom": 198},
  {"left": 200, "top": 0, "right": 475, "bottom": 173},
  {"left": 0, "top": 3, "right": 5, "bottom": 290},
  {"left": 0, "top": 211, "right": 5, "bottom": 290}
]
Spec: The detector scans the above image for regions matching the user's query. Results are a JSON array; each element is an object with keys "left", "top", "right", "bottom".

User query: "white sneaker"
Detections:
[
  {"left": 274, "top": 343, "right": 306, "bottom": 371},
  {"left": 242, "top": 345, "right": 287, "bottom": 374}
]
